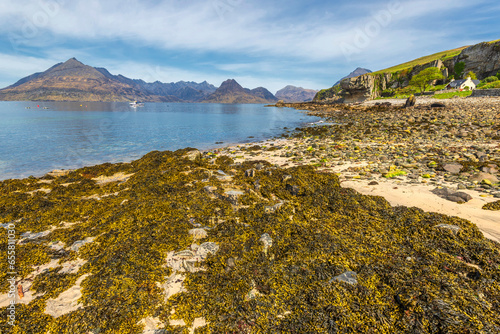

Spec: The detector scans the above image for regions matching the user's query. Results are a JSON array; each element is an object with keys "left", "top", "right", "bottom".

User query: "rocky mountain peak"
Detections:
[{"left": 217, "top": 79, "right": 245, "bottom": 93}]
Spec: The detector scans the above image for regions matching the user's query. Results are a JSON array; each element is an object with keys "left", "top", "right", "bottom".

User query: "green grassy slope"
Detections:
[{"left": 372, "top": 46, "right": 469, "bottom": 75}]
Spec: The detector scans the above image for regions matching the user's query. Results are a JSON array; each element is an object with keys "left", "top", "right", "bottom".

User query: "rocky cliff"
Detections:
[
  {"left": 339, "top": 74, "right": 377, "bottom": 103},
  {"left": 316, "top": 40, "right": 500, "bottom": 103},
  {"left": 456, "top": 41, "right": 500, "bottom": 79}
]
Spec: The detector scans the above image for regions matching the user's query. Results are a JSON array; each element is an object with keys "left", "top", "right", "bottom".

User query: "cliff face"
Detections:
[
  {"left": 457, "top": 41, "right": 500, "bottom": 79},
  {"left": 316, "top": 40, "right": 500, "bottom": 103},
  {"left": 339, "top": 74, "right": 376, "bottom": 103}
]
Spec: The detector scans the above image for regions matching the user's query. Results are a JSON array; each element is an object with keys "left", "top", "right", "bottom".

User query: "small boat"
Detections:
[{"left": 129, "top": 101, "right": 144, "bottom": 107}]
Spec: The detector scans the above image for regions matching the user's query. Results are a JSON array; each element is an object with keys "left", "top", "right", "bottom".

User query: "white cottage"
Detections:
[{"left": 446, "top": 77, "right": 480, "bottom": 90}]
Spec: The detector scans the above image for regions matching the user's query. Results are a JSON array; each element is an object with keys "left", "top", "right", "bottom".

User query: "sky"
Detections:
[{"left": 0, "top": 0, "right": 499, "bottom": 93}]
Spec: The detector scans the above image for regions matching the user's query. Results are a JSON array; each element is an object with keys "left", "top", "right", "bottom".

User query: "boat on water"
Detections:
[{"left": 129, "top": 101, "right": 144, "bottom": 107}]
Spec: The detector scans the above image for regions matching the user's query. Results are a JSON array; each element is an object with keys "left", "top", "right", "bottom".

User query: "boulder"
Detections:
[
  {"left": 188, "top": 228, "right": 208, "bottom": 240},
  {"left": 432, "top": 187, "right": 472, "bottom": 203},
  {"left": 184, "top": 150, "right": 201, "bottom": 161},
  {"left": 435, "top": 224, "right": 461, "bottom": 235},
  {"left": 259, "top": 233, "right": 273, "bottom": 254},
  {"left": 340, "top": 74, "right": 376, "bottom": 103},
  {"left": 275, "top": 100, "right": 285, "bottom": 107},
  {"left": 443, "top": 163, "right": 463, "bottom": 174},
  {"left": 404, "top": 95, "right": 416, "bottom": 108},
  {"left": 330, "top": 271, "right": 357, "bottom": 285},
  {"left": 431, "top": 102, "right": 446, "bottom": 108},
  {"left": 469, "top": 172, "right": 498, "bottom": 184},
  {"left": 481, "top": 164, "right": 499, "bottom": 174},
  {"left": 222, "top": 190, "right": 244, "bottom": 205}
]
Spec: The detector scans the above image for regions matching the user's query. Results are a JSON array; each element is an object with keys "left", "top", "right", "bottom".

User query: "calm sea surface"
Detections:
[{"left": 0, "top": 101, "right": 320, "bottom": 180}]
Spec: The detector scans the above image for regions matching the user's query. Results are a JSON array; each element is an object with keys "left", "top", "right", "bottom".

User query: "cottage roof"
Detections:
[
  {"left": 447, "top": 79, "right": 479, "bottom": 88},
  {"left": 448, "top": 80, "right": 466, "bottom": 88}
]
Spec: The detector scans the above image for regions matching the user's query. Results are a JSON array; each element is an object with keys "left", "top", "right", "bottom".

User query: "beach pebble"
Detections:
[
  {"left": 443, "top": 163, "right": 463, "bottom": 174},
  {"left": 435, "top": 224, "right": 461, "bottom": 235},
  {"left": 188, "top": 228, "right": 208, "bottom": 240},
  {"left": 330, "top": 271, "right": 358, "bottom": 285},
  {"left": 259, "top": 233, "right": 273, "bottom": 254}
]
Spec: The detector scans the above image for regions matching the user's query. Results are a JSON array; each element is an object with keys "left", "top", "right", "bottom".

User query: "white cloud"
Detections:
[
  {"left": 0, "top": 53, "right": 59, "bottom": 88},
  {"left": 0, "top": 0, "right": 494, "bottom": 91},
  {"left": 0, "top": 0, "right": 482, "bottom": 63}
]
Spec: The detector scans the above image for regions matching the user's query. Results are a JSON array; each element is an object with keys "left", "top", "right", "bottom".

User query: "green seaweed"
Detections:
[{"left": 0, "top": 148, "right": 499, "bottom": 333}]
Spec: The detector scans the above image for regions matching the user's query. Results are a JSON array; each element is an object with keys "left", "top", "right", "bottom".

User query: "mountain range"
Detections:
[
  {"left": 275, "top": 85, "right": 318, "bottom": 102},
  {"left": 0, "top": 58, "right": 292, "bottom": 103},
  {"left": 203, "top": 79, "right": 278, "bottom": 104}
]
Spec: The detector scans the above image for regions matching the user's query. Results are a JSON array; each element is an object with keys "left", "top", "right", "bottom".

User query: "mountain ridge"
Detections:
[
  {"left": 0, "top": 58, "right": 217, "bottom": 102},
  {"left": 275, "top": 85, "right": 318, "bottom": 102},
  {"left": 202, "top": 79, "right": 278, "bottom": 104}
]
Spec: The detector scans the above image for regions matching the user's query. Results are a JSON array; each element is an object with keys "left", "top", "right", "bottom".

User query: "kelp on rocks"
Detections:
[
  {"left": 483, "top": 200, "right": 500, "bottom": 211},
  {"left": 0, "top": 148, "right": 499, "bottom": 333}
]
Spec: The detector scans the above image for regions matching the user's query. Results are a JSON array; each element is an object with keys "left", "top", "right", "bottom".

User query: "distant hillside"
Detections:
[
  {"left": 333, "top": 67, "right": 372, "bottom": 86},
  {"left": 203, "top": 79, "right": 278, "bottom": 104},
  {"left": 0, "top": 58, "right": 216, "bottom": 102},
  {"left": 95, "top": 67, "right": 216, "bottom": 102},
  {"left": 0, "top": 58, "right": 161, "bottom": 102},
  {"left": 275, "top": 85, "right": 318, "bottom": 102}
]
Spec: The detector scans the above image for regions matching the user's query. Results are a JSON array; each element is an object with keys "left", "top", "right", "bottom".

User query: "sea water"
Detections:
[{"left": 0, "top": 101, "right": 320, "bottom": 180}]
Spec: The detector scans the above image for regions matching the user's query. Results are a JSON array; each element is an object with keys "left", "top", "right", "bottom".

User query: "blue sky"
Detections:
[{"left": 0, "top": 0, "right": 499, "bottom": 93}]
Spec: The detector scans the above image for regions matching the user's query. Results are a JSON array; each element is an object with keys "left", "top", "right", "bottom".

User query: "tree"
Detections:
[
  {"left": 497, "top": 71, "right": 500, "bottom": 80},
  {"left": 410, "top": 67, "right": 445, "bottom": 94},
  {"left": 454, "top": 61, "right": 465, "bottom": 79},
  {"left": 466, "top": 71, "right": 477, "bottom": 80}
]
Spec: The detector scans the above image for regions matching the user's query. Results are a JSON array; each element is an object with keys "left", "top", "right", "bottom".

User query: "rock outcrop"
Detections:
[
  {"left": 339, "top": 74, "right": 376, "bottom": 103},
  {"left": 456, "top": 41, "right": 500, "bottom": 79}
]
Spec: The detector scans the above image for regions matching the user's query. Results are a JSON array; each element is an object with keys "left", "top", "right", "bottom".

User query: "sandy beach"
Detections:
[
  {"left": 208, "top": 96, "right": 500, "bottom": 243},
  {"left": 1, "top": 96, "right": 499, "bottom": 332}
]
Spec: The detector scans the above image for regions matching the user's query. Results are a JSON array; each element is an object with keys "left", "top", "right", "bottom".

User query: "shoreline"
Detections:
[
  {"left": 204, "top": 96, "right": 500, "bottom": 243},
  {"left": 1, "top": 96, "right": 499, "bottom": 332},
  {"left": 0, "top": 102, "right": 318, "bottom": 182},
  {"left": 3, "top": 97, "right": 500, "bottom": 242}
]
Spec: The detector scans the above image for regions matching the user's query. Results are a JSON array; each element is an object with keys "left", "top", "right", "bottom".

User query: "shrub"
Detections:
[
  {"left": 483, "top": 76, "right": 499, "bottom": 83},
  {"left": 381, "top": 89, "right": 395, "bottom": 97},
  {"left": 454, "top": 61, "right": 465, "bottom": 79},
  {"left": 496, "top": 71, "right": 500, "bottom": 80},
  {"left": 465, "top": 71, "right": 477, "bottom": 80},
  {"left": 478, "top": 81, "right": 500, "bottom": 89}
]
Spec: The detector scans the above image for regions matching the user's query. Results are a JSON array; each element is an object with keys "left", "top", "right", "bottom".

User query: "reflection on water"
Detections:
[{"left": 0, "top": 102, "right": 320, "bottom": 180}]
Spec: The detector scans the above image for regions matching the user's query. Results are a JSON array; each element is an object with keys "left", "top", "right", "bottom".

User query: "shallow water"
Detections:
[{"left": 0, "top": 101, "right": 320, "bottom": 180}]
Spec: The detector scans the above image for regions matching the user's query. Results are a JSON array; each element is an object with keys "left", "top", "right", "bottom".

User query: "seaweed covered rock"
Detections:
[
  {"left": 0, "top": 149, "right": 499, "bottom": 333},
  {"left": 483, "top": 200, "right": 500, "bottom": 211}
]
